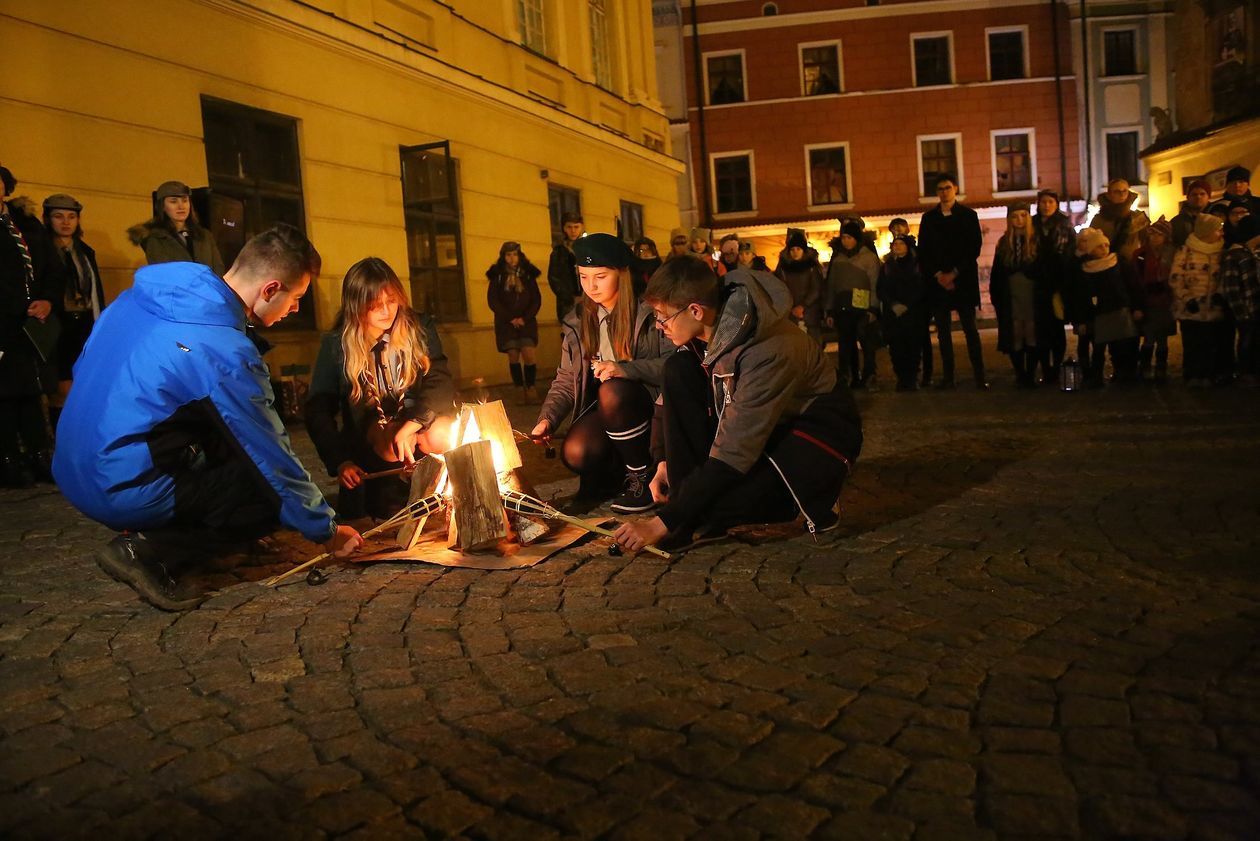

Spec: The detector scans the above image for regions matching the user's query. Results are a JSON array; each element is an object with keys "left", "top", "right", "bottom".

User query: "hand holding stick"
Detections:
[
  {"left": 502, "top": 490, "right": 671, "bottom": 560},
  {"left": 263, "top": 494, "right": 445, "bottom": 587}
]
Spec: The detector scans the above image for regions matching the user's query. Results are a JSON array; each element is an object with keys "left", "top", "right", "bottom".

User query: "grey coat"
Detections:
[
  {"left": 128, "top": 222, "right": 226, "bottom": 276},
  {"left": 537, "top": 301, "right": 673, "bottom": 431}
]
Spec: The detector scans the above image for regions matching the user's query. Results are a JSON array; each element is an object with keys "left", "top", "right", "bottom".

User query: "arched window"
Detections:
[{"left": 762, "top": 3, "right": 778, "bottom": 16}]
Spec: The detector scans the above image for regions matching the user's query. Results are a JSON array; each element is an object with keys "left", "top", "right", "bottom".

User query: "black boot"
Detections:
[
  {"left": 1009, "top": 350, "right": 1026, "bottom": 387},
  {"left": 95, "top": 534, "right": 204, "bottom": 612},
  {"left": 610, "top": 466, "right": 655, "bottom": 514},
  {"left": 29, "top": 450, "right": 55, "bottom": 484}
]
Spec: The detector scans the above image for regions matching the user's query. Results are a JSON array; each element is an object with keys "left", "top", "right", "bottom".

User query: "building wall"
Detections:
[
  {"left": 681, "top": 0, "right": 1081, "bottom": 227},
  {"left": 1, "top": 0, "right": 681, "bottom": 385}
]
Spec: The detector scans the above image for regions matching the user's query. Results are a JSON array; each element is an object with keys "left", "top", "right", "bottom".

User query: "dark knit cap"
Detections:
[
  {"left": 634, "top": 236, "right": 657, "bottom": 251},
  {"left": 155, "top": 180, "right": 190, "bottom": 200},
  {"left": 1186, "top": 179, "right": 1211, "bottom": 195},
  {"left": 1226, "top": 166, "right": 1251, "bottom": 184},
  {"left": 573, "top": 232, "right": 633, "bottom": 269},
  {"left": 889, "top": 217, "right": 908, "bottom": 229},
  {"left": 840, "top": 220, "right": 864, "bottom": 241},
  {"left": 786, "top": 230, "right": 807, "bottom": 250}
]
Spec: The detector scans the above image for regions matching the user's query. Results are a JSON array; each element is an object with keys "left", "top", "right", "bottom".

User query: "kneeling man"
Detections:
[
  {"left": 54, "top": 224, "right": 361, "bottom": 609},
  {"left": 615, "top": 256, "right": 862, "bottom": 553}
]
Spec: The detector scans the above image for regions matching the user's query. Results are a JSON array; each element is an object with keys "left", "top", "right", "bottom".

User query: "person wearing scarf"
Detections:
[
  {"left": 775, "top": 230, "right": 824, "bottom": 343},
  {"left": 878, "top": 235, "right": 927, "bottom": 390},
  {"left": 1170, "top": 214, "right": 1229, "bottom": 387},
  {"left": 990, "top": 203, "right": 1050, "bottom": 387},
  {"left": 1089, "top": 177, "right": 1150, "bottom": 262},
  {"left": 1068, "top": 227, "right": 1144, "bottom": 387},
  {"left": 486, "top": 241, "right": 543, "bottom": 403}
]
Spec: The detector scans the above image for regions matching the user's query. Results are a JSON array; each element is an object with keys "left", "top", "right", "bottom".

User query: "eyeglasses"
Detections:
[{"left": 654, "top": 307, "right": 690, "bottom": 327}]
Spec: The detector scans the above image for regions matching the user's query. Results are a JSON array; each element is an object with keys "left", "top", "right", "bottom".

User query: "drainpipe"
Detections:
[
  {"left": 1079, "top": 0, "right": 1093, "bottom": 202},
  {"left": 1051, "top": 0, "right": 1069, "bottom": 198},
  {"left": 690, "top": 0, "right": 713, "bottom": 226}
]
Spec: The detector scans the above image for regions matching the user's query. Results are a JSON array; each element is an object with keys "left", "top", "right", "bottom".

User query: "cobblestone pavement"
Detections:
[{"left": 3, "top": 336, "right": 1260, "bottom": 840}]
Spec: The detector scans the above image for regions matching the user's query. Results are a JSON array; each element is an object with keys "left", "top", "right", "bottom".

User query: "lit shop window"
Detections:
[
  {"left": 807, "top": 145, "right": 851, "bottom": 206},
  {"left": 993, "top": 131, "right": 1033, "bottom": 192}
]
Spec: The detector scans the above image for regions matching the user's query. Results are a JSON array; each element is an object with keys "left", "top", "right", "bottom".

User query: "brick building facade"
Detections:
[{"left": 673, "top": 0, "right": 1083, "bottom": 277}]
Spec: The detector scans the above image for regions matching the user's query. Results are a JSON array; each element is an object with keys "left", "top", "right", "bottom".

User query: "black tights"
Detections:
[
  {"left": 0, "top": 397, "right": 49, "bottom": 459},
  {"left": 562, "top": 378, "right": 654, "bottom": 497}
]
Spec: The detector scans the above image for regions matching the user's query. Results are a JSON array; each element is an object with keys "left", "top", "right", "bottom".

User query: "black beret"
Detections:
[{"left": 573, "top": 233, "right": 633, "bottom": 269}]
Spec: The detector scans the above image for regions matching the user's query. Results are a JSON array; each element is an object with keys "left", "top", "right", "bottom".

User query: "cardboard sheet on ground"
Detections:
[{"left": 346, "top": 517, "right": 611, "bottom": 570}]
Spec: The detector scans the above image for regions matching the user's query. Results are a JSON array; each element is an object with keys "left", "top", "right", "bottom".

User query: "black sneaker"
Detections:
[
  {"left": 610, "top": 468, "right": 655, "bottom": 514},
  {"left": 95, "top": 534, "right": 204, "bottom": 612}
]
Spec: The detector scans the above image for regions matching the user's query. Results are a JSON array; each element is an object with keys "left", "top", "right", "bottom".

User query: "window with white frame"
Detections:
[
  {"left": 992, "top": 129, "right": 1035, "bottom": 193},
  {"left": 919, "top": 134, "right": 961, "bottom": 197},
  {"left": 987, "top": 27, "right": 1027, "bottom": 81},
  {"left": 1102, "top": 28, "right": 1138, "bottom": 76},
  {"left": 806, "top": 144, "right": 851, "bottom": 207},
  {"left": 705, "top": 51, "right": 746, "bottom": 105},
  {"left": 1105, "top": 130, "right": 1141, "bottom": 184},
  {"left": 589, "top": 0, "right": 613, "bottom": 90},
  {"left": 517, "top": 0, "right": 547, "bottom": 55},
  {"left": 912, "top": 33, "right": 953, "bottom": 87},
  {"left": 800, "top": 42, "right": 842, "bottom": 96},
  {"left": 712, "top": 152, "right": 755, "bottom": 214}
]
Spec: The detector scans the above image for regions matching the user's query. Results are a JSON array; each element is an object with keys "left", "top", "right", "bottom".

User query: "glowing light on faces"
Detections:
[
  {"left": 578, "top": 266, "right": 619, "bottom": 308},
  {"left": 363, "top": 288, "right": 399, "bottom": 337}
]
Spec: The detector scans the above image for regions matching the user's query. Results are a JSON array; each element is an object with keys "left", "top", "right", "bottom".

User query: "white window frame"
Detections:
[
  {"left": 917, "top": 131, "right": 965, "bottom": 201},
  {"left": 990, "top": 127, "right": 1038, "bottom": 196},
  {"left": 1100, "top": 25, "right": 1141, "bottom": 78},
  {"left": 984, "top": 25, "right": 1029, "bottom": 81},
  {"left": 910, "top": 31, "right": 955, "bottom": 88},
  {"left": 702, "top": 49, "right": 748, "bottom": 106},
  {"left": 804, "top": 142, "right": 854, "bottom": 210},
  {"left": 798, "top": 40, "right": 844, "bottom": 97},
  {"left": 1102, "top": 125, "right": 1145, "bottom": 185},
  {"left": 709, "top": 149, "right": 757, "bottom": 218},
  {"left": 517, "top": 0, "right": 547, "bottom": 56}
]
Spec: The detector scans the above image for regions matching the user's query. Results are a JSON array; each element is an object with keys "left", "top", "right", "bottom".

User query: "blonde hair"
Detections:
[
  {"left": 579, "top": 266, "right": 636, "bottom": 361},
  {"left": 338, "top": 257, "right": 430, "bottom": 405},
  {"left": 1001, "top": 208, "right": 1038, "bottom": 267}
]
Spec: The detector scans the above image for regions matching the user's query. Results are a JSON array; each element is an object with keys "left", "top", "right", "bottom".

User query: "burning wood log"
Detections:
[
  {"left": 397, "top": 455, "right": 445, "bottom": 550},
  {"left": 445, "top": 439, "right": 509, "bottom": 551}
]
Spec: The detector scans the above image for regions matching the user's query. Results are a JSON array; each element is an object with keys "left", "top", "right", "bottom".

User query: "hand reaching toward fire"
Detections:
[
  {"left": 325, "top": 524, "right": 363, "bottom": 558},
  {"left": 614, "top": 516, "right": 668, "bottom": 554},
  {"left": 338, "top": 461, "right": 367, "bottom": 489},
  {"left": 530, "top": 419, "right": 551, "bottom": 439}
]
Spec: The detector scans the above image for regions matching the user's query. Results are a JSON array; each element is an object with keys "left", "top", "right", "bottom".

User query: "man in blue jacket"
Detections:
[{"left": 54, "top": 224, "right": 362, "bottom": 610}]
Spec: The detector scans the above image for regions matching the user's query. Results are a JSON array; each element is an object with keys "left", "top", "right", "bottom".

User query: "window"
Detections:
[
  {"left": 912, "top": 33, "right": 953, "bottom": 87},
  {"left": 1105, "top": 130, "right": 1141, "bottom": 185},
  {"left": 762, "top": 2, "right": 777, "bottom": 14},
  {"left": 201, "top": 97, "right": 312, "bottom": 329},
  {"left": 619, "top": 200, "right": 644, "bottom": 244},
  {"left": 918, "top": 134, "right": 961, "bottom": 197},
  {"left": 711, "top": 153, "right": 755, "bottom": 215},
  {"left": 987, "top": 28, "right": 1027, "bottom": 81},
  {"left": 517, "top": 0, "right": 547, "bottom": 55},
  {"left": 589, "top": 0, "right": 612, "bottom": 90},
  {"left": 806, "top": 144, "right": 851, "bottom": 207},
  {"left": 1103, "top": 29, "right": 1137, "bottom": 76},
  {"left": 400, "top": 142, "right": 466, "bottom": 322},
  {"left": 800, "top": 43, "right": 842, "bottom": 96},
  {"left": 705, "top": 52, "right": 746, "bottom": 105},
  {"left": 548, "top": 184, "right": 581, "bottom": 244},
  {"left": 992, "top": 130, "right": 1034, "bottom": 192}
]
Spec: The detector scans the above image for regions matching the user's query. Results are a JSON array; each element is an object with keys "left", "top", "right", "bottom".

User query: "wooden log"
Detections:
[
  {"left": 396, "top": 456, "right": 445, "bottom": 550},
  {"left": 445, "top": 439, "right": 508, "bottom": 551},
  {"left": 468, "top": 400, "right": 523, "bottom": 472},
  {"left": 500, "top": 468, "right": 552, "bottom": 545}
]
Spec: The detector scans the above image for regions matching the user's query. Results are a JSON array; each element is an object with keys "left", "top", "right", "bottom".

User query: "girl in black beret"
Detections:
[{"left": 531, "top": 233, "right": 672, "bottom": 514}]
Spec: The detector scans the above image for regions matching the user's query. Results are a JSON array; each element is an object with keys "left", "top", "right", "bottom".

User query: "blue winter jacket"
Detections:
[{"left": 52, "top": 262, "right": 336, "bottom": 543}]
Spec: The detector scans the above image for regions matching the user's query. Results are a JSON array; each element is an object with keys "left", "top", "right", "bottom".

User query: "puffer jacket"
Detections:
[
  {"left": 537, "top": 301, "right": 673, "bottom": 431},
  {"left": 655, "top": 268, "right": 862, "bottom": 532},
  {"left": 1170, "top": 236, "right": 1226, "bottom": 321},
  {"left": 1090, "top": 191, "right": 1150, "bottom": 261},
  {"left": 128, "top": 221, "right": 226, "bottom": 275},
  {"left": 52, "top": 262, "right": 336, "bottom": 543},
  {"left": 775, "top": 248, "right": 824, "bottom": 330}
]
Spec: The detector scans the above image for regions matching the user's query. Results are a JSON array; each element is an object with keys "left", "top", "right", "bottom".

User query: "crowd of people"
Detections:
[{"left": 3, "top": 156, "right": 1258, "bottom": 611}]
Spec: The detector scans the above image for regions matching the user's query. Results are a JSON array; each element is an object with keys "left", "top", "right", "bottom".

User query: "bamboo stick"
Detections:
[{"left": 501, "top": 491, "right": 671, "bottom": 559}]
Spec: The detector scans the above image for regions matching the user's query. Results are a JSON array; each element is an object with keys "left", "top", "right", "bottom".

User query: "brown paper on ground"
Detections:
[{"left": 349, "top": 518, "right": 611, "bottom": 570}]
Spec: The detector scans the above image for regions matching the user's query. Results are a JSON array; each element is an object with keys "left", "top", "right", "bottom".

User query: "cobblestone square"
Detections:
[{"left": 3, "top": 340, "right": 1260, "bottom": 840}]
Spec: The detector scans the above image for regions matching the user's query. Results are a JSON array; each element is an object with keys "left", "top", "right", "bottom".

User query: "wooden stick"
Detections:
[
  {"left": 502, "top": 491, "right": 671, "bottom": 559},
  {"left": 264, "top": 496, "right": 444, "bottom": 587}
]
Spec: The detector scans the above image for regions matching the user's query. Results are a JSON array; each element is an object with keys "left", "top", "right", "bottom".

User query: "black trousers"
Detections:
[
  {"left": 885, "top": 308, "right": 926, "bottom": 386},
  {"left": 933, "top": 303, "right": 986, "bottom": 382},
  {"left": 834, "top": 309, "right": 877, "bottom": 385},
  {"left": 0, "top": 397, "right": 49, "bottom": 458},
  {"left": 1180, "top": 320, "right": 1232, "bottom": 381},
  {"left": 661, "top": 352, "right": 857, "bottom": 535},
  {"left": 1237, "top": 321, "right": 1259, "bottom": 379}
]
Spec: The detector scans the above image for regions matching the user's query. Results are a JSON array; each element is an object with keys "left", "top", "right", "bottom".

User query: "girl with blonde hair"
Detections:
[
  {"left": 531, "top": 234, "right": 672, "bottom": 515},
  {"left": 306, "top": 257, "right": 455, "bottom": 518},
  {"left": 990, "top": 202, "right": 1049, "bottom": 387}
]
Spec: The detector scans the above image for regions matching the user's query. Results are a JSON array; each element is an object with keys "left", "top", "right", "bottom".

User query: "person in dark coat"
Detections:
[
  {"left": 737, "top": 241, "right": 770, "bottom": 273},
  {"left": 1033, "top": 190, "right": 1074, "bottom": 381},
  {"left": 43, "top": 193, "right": 106, "bottom": 424},
  {"left": 1209, "top": 166, "right": 1260, "bottom": 219},
  {"left": 127, "top": 180, "right": 225, "bottom": 275},
  {"left": 631, "top": 236, "right": 662, "bottom": 298},
  {"left": 1090, "top": 178, "right": 1149, "bottom": 262},
  {"left": 306, "top": 257, "right": 456, "bottom": 520},
  {"left": 989, "top": 203, "right": 1050, "bottom": 387},
  {"left": 1172, "top": 180, "right": 1212, "bottom": 248},
  {"left": 775, "top": 230, "right": 824, "bottom": 342},
  {"left": 1220, "top": 214, "right": 1260, "bottom": 385},
  {"left": 1133, "top": 217, "right": 1177, "bottom": 381},
  {"left": 878, "top": 235, "right": 927, "bottom": 391},
  {"left": 825, "top": 221, "right": 882, "bottom": 388},
  {"left": 917, "top": 174, "right": 989, "bottom": 389},
  {"left": 547, "top": 211, "right": 583, "bottom": 322},
  {"left": 889, "top": 217, "right": 932, "bottom": 386},
  {"left": 0, "top": 166, "right": 59, "bottom": 487},
  {"left": 486, "top": 241, "right": 542, "bottom": 403},
  {"left": 1068, "top": 227, "right": 1144, "bottom": 387}
]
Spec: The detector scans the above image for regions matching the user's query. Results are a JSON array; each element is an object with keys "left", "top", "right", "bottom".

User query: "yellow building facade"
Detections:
[{"left": 1, "top": 0, "right": 681, "bottom": 382}]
